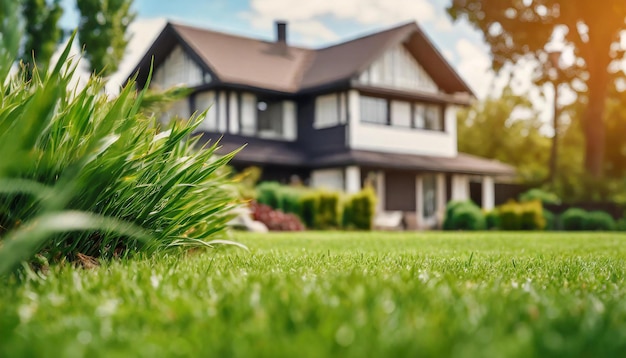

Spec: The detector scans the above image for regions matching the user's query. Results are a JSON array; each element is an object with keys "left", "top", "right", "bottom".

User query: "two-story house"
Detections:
[{"left": 130, "top": 20, "right": 515, "bottom": 229}]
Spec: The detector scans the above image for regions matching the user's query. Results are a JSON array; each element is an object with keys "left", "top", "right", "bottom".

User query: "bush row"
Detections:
[
  {"left": 444, "top": 199, "right": 619, "bottom": 232},
  {"left": 255, "top": 182, "right": 376, "bottom": 230}
]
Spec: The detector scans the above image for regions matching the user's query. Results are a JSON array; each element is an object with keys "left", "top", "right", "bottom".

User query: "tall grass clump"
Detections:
[{"left": 0, "top": 11, "right": 240, "bottom": 276}]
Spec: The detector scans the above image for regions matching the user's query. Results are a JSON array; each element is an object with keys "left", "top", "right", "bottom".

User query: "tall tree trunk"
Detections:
[{"left": 584, "top": 68, "right": 610, "bottom": 178}]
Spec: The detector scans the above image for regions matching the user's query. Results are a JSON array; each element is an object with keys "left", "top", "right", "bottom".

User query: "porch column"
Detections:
[
  {"left": 415, "top": 175, "right": 423, "bottom": 229},
  {"left": 482, "top": 176, "right": 495, "bottom": 211},
  {"left": 376, "top": 171, "right": 385, "bottom": 212},
  {"left": 345, "top": 166, "right": 361, "bottom": 194},
  {"left": 436, "top": 174, "right": 446, "bottom": 219},
  {"left": 451, "top": 174, "right": 469, "bottom": 201}
]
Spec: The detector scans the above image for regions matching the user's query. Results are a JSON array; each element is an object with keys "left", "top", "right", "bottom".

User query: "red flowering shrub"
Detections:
[{"left": 250, "top": 201, "right": 305, "bottom": 231}]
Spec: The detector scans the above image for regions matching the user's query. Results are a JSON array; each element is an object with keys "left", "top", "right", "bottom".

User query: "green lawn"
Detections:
[{"left": 2, "top": 232, "right": 626, "bottom": 357}]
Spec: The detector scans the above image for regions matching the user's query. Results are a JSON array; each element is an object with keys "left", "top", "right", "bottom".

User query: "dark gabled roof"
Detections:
[{"left": 131, "top": 21, "right": 474, "bottom": 96}]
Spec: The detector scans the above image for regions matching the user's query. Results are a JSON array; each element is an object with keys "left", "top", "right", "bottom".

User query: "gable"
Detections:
[
  {"left": 358, "top": 43, "right": 438, "bottom": 93},
  {"left": 151, "top": 45, "right": 209, "bottom": 89}
]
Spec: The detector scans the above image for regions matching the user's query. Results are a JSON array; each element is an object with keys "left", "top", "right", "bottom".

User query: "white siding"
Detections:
[
  {"left": 229, "top": 92, "right": 239, "bottom": 134},
  {"left": 218, "top": 92, "right": 227, "bottom": 132},
  {"left": 241, "top": 93, "right": 257, "bottom": 136},
  {"left": 196, "top": 91, "right": 217, "bottom": 131},
  {"left": 311, "top": 169, "right": 344, "bottom": 191},
  {"left": 152, "top": 45, "right": 205, "bottom": 89},
  {"left": 348, "top": 91, "right": 457, "bottom": 157},
  {"left": 359, "top": 44, "right": 438, "bottom": 93},
  {"left": 283, "top": 100, "right": 297, "bottom": 141}
]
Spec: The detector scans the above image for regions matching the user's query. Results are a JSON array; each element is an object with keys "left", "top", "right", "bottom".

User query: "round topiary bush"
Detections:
[
  {"left": 449, "top": 202, "right": 486, "bottom": 231},
  {"left": 561, "top": 208, "right": 587, "bottom": 231},
  {"left": 582, "top": 211, "right": 616, "bottom": 231},
  {"left": 543, "top": 209, "right": 557, "bottom": 231}
]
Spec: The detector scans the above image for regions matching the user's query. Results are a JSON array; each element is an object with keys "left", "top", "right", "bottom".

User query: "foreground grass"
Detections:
[{"left": 2, "top": 232, "right": 626, "bottom": 357}]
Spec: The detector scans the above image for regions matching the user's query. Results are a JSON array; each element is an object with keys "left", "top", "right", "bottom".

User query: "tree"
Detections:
[
  {"left": 76, "top": 0, "right": 135, "bottom": 76},
  {"left": 457, "top": 86, "right": 551, "bottom": 184},
  {"left": 448, "top": 0, "right": 626, "bottom": 178},
  {"left": 19, "top": 0, "right": 63, "bottom": 78}
]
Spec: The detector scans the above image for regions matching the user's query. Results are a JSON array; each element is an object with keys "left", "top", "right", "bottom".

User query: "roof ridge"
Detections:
[{"left": 315, "top": 21, "right": 416, "bottom": 51}]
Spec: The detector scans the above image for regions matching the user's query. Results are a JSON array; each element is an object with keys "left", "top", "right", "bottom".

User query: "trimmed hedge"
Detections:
[
  {"left": 343, "top": 187, "right": 377, "bottom": 230},
  {"left": 443, "top": 201, "right": 486, "bottom": 231},
  {"left": 498, "top": 200, "right": 545, "bottom": 231},
  {"left": 583, "top": 211, "right": 616, "bottom": 231},
  {"left": 315, "top": 191, "right": 342, "bottom": 229},
  {"left": 561, "top": 208, "right": 587, "bottom": 231}
]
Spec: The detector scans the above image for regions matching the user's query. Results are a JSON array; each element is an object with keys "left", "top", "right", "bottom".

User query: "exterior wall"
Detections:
[
  {"left": 358, "top": 44, "right": 438, "bottom": 94},
  {"left": 345, "top": 166, "right": 361, "bottom": 194},
  {"left": 347, "top": 90, "right": 457, "bottom": 157},
  {"left": 297, "top": 96, "right": 348, "bottom": 157},
  {"left": 152, "top": 45, "right": 205, "bottom": 89},
  {"left": 451, "top": 174, "right": 470, "bottom": 201},
  {"left": 311, "top": 168, "right": 344, "bottom": 191}
]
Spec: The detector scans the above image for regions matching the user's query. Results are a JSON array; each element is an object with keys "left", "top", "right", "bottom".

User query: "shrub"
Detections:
[
  {"left": 583, "top": 211, "right": 616, "bottom": 231},
  {"left": 498, "top": 200, "right": 545, "bottom": 231},
  {"left": 443, "top": 201, "right": 471, "bottom": 230},
  {"left": 279, "top": 188, "right": 304, "bottom": 218},
  {"left": 250, "top": 202, "right": 305, "bottom": 231},
  {"left": 444, "top": 201, "right": 485, "bottom": 231},
  {"left": 299, "top": 193, "right": 319, "bottom": 229},
  {"left": 0, "top": 27, "right": 240, "bottom": 275},
  {"left": 616, "top": 218, "right": 626, "bottom": 231},
  {"left": 256, "top": 182, "right": 282, "bottom": 209},
  {"left": 543, "top": 209, "right": 557, "bottom": 231},
  {"left": 485, "top": 210, "right": 500, "bottom": 230},
  {"left": 343, "top": 187, "right": 377, "bottom": 230},
  {"left": 561, "top": 208, "right": 587, "bottom": 231},
  {"left": 519, "top": 188, "right": 561, "bottom": 205},
  {"left": 315, "top": 191, "right": 341, "bottom": 229}
]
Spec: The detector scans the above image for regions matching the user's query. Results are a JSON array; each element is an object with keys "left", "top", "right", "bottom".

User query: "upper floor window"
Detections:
[
  {"left": 414, "top": 103, "right": 443, "bottom": 131},
  {"left": 315, "top": 93, "right": 347, "bottom": 128},
  {"left": 360, "top": 96, "right": 388, "bottom": 125}
]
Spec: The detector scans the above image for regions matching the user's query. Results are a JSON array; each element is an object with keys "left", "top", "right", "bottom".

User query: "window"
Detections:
[
  {"left": 257, "top": 100, "right": 283, "bottom": 137},
  {"left": 422, "top": 175, "right": 437, "bottom": 218},
  {"left": 390, "top": 101, "right": 412, "bottom": 127},
  {"left": 413, "top": 104, "right": 425, "bottom": 129},
  {"left": 315, "top": 93, "right": 346, "bottom": 128},
  {"left": 360, "top": 96, "right": 388, "bottom": 125},
  {"left": 425, "top": 105, "right": 443, "bottom": 131}
]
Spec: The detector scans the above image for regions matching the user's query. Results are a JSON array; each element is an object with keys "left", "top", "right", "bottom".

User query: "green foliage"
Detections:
[
  {"left": 497, "top": 200, "right": 546, "bottom": 231},
  {"left": 561, "top": 208, "right": 588, "bottom": 231},
  {"left": 485, "top": 209, "right": 500, "bottom": 230},
  {"left": 315, "top": 191, "right": 341, "bottom": 229},
  {"left": 448, "top": 1, "right": 626, "bottom": 177},
  {"left": 456, "top": 86, "right": 550, "bottom": 183},
  {"left": 583, "top": 211, "right": 616, "bottom": 231},
  {"left": 520, "top": 188, "right": 561, "bottom": 205},
  {"left": 299, "top": 192, "right": 318, "bottom": 229},
  {"left": 0, "top": 30, "right": 240, "bottom": 275},
  {"left": 19, "top": 0, "right": 63, "bottom": 78},
  {"left": 543, "top": 209, "right": 557, "bottom": 231},
  {"left": 256, "top": 182, "right": 282, "bottom": 209},
  {"left": 76, "top": 0, "right": 136, "bottom": 76},
  {"left": 444, "top": 201, "right": 485, "bottom": 231},
  {"left": 343, "top": 187, "right": 377, "bottom": 230}
]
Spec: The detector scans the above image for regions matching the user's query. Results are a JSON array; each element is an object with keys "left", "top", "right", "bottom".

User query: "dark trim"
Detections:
[
  {"left": 297, "top": 79, "right": 352, "bottom": 95},
  {"left": 386, "top": 100, "right": 391, "bottom": 125},
  {"left": 353, "top": 82, "right": 471, "bottom": 106},
  {"left": 188, "top": 94, "right": 196, "bottom": 116}
]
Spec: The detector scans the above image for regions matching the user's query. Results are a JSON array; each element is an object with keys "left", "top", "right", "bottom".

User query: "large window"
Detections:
[
  {"left": 422, "top": 175, "right": 438, "bottom": 218},
  {"left": 257, "top": 100, "right": 283, "bottom": 137},
  {"left": 315, "top": 93, "right": 347, "bottom": 128},
  {"left": 360, "top": 96, "right": 388, "bottom": 125},
  {"left": 414, "top": 103, "right": 443, "bottom": 131}
]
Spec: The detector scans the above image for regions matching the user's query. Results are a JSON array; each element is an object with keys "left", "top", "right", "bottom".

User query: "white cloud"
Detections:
[
  {"left": 242, "top": 0, "right": 436, "bottom": 45},
  {"left": 455, "top": 38, "right": 494, "bottom": 98}
]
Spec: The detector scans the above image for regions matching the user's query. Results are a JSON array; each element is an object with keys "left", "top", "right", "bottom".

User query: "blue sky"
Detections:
[{"left": 59, "top": 0, "right": 509, "bottom": 98}]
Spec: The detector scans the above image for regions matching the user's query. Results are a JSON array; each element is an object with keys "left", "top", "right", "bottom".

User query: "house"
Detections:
[{"left": 130, "top": 20, "right": 516, "bottom": 229}]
